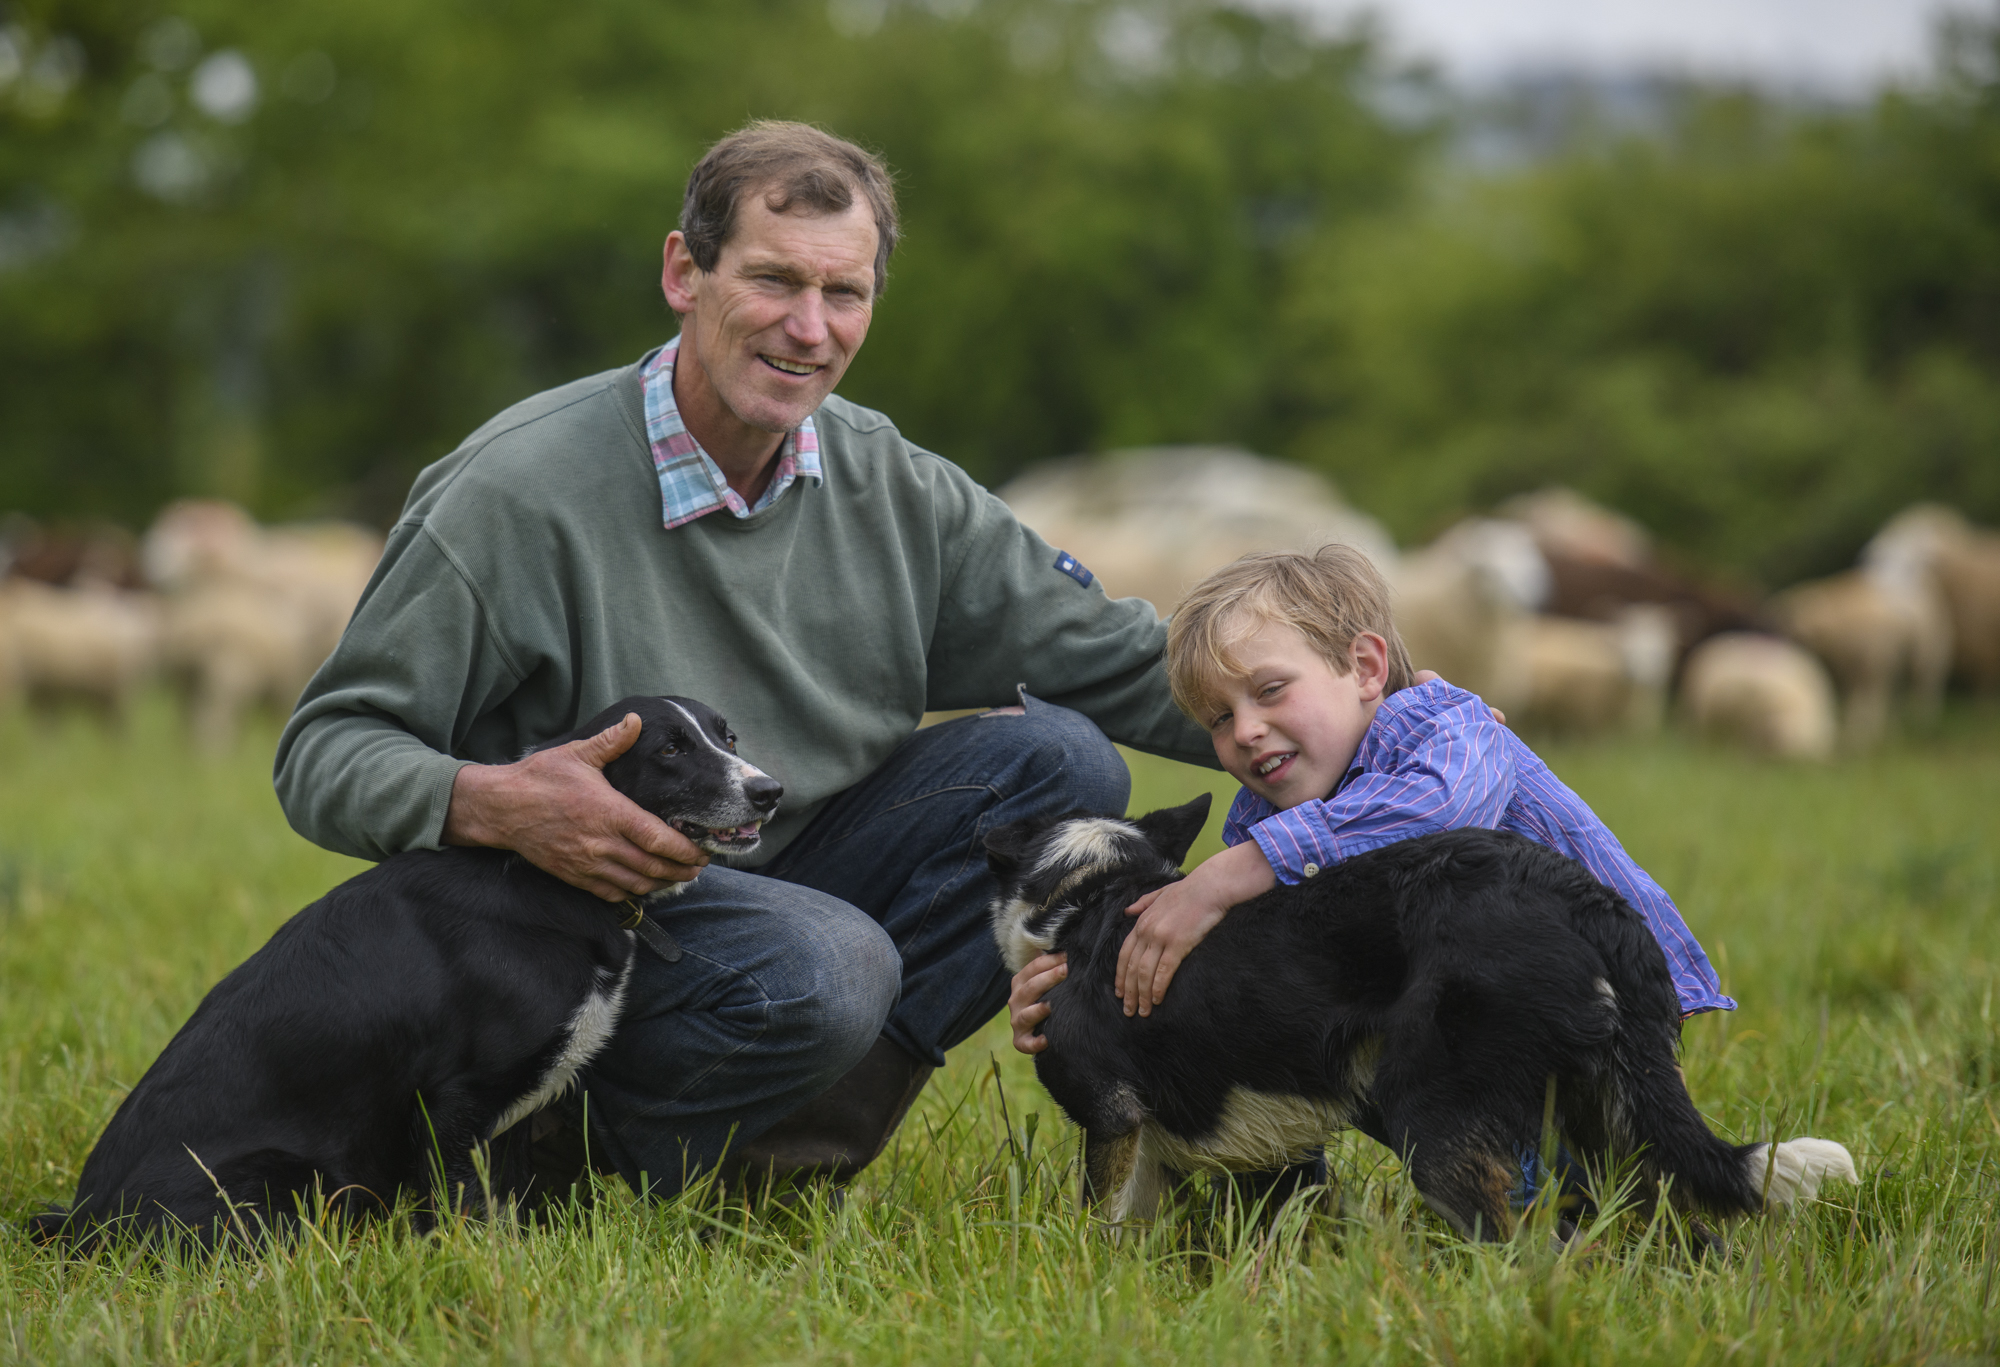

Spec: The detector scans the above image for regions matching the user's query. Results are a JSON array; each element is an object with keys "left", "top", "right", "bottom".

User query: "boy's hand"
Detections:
[
  {"left": 1009, "top": 952, "right": 1067, "bottom": 1055},
  {"left": 1116, "top": 841, "right": 1276, "bottom": 1017}
]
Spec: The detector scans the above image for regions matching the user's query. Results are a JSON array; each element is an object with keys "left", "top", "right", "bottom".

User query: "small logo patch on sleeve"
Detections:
[{"left": 1053, "top": 550, "right": 1095, "bottom": 588}]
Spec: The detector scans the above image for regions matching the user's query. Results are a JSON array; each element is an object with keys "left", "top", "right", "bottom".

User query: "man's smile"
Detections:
[{"left": 760, "top": 354, "right": 822, "bottom": 376}]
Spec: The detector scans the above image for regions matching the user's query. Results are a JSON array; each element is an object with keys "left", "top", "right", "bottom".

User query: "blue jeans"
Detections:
[{"left": 569, "top": 693, "right": 1131, "bottom": 1196}]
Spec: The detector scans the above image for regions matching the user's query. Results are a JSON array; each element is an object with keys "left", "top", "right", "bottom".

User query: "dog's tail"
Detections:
[
  {"left": 1604, "top": 1013, "right": 1856, "bottom": 1214},
  {"left": 1554, "top": 860, "right": 1857, "bottom": 1215}
]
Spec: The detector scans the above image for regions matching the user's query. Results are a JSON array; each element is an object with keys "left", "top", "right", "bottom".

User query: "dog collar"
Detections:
[{"left": 619, "top": 898, "right": 683, "bottom": 964}]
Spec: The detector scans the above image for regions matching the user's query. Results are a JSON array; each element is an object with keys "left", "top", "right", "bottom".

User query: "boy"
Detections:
[{"left": 1007, "top": 543, "right": 1731, "bottom": 1200}]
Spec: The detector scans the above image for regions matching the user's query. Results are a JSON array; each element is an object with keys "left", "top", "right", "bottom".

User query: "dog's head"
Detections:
[
  {"left": 983, "top": 794, "right": 1212, "bottom": 973},
  {"left": 553, "top": 695, "right": 782, "bottom": 857}
]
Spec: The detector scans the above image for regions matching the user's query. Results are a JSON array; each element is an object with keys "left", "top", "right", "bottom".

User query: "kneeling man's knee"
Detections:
[
  {"left": 1018, "top": 699, "right": 1130, "bottom": 817},
  {"left": 784, "top": 912, "right": 901, "bottom": 1069}
]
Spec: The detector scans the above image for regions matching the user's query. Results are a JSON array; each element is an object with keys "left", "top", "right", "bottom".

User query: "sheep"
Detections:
[
  {"left": 1492, "top": 488, "right": 1767, "bottom": 677},
  {"left": 141, "top": 500, "right": 384, "bottom": 749},
  {"left": 996, "top": 447, "right": 1396, "bottom": 614},
  {"left": 1866, "top": 504, "right": 2000, "bottom": 693},
  {"left": 1495, "top": 486, "right": 1653, "bottom": 571},
  {"left": 1390, "top": 519, "right": 1547, "bottom": 715},
  {"left": 1514, "top": 607, "right": 1678, "bottom": 738},
  {"left": 0, "top": 580, "right": 161, "bottom": 723},
  {"left": 1680, "top": 633, "right": 1838, "bottom": 761},
  {"left": 1775, "top": 557, "right": 1951, "bottom": 752}
]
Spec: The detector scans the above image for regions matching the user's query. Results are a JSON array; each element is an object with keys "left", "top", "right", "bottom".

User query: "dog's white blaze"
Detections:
[
  {"left": 666, "top": 698, "right": 777, "bottom": 803},
  {"left": 490, "top": 957, "right": 632, "bottom": 1139},
  {"left": 1034, "top": 817, "right": 1132, "bottom": 877},
  {"left": 1742, "top": 1137, "right": 1858, "bottom": 1207},
  {"left": 1595, "top": 977, "right": 1617, "bottom": 1011}
]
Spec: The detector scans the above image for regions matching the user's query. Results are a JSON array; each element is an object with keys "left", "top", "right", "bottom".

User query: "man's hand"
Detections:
[
  {"left": 1009, "top": 952, "right": 1068, "bottom": 1055},
  {"left": 443, "top": 712, "right": 708, "bottom": 901},
  {"left": 1115, "top": 840, "right": 1277, "bottom": 1017}
]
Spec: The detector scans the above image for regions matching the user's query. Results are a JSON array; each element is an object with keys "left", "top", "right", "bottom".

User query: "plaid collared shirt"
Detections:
[{"left": 641, "top": 338, "right": 823, "bottom": 529}]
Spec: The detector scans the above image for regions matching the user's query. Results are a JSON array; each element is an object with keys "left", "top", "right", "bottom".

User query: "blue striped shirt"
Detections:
[{"left": 1223, "top": 679, "right": 1734, "bottom": 1016}]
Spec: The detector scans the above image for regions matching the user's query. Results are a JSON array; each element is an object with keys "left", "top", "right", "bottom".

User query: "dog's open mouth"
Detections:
[{"left": 672, "top": 819, "right": 764, "bottom": 854}]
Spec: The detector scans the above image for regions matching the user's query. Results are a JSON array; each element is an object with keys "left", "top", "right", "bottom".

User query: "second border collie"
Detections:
[{"left": 987, "top": 795, "right": 1855, "bottom": 1242}]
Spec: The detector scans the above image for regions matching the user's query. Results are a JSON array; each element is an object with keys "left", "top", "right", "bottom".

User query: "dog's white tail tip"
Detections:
[{"left": 1747, "top": 1138, "right": 1859, "bottom": 1207}]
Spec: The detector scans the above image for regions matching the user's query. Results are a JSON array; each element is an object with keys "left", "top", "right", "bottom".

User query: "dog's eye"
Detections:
[
  {"left": 724, "top": 732, "right": 738, "bottom": 751},
  {"left": 660, "top": 734, "right": 687, "bottom": 757}
]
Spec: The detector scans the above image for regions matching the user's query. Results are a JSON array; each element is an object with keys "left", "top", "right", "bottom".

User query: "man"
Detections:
[{"left": 274, "top": 121, "right": 1212, "bottom": 1198}]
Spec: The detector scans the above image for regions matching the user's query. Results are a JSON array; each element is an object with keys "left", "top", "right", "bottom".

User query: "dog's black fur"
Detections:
[
  {"left": 30, "top": 695, "right": 781, "bottom": 1248},
  {"left": 987, "top": 796, "right": 1853, "bottom": 1241}
]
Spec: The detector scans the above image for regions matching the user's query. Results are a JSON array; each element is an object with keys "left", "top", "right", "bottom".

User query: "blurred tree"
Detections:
[
  {"left": 1281, "top": 16, "right": 2000, "bottom": 585},
  {"left": 0, "top": 0, "right": 1420, "bottom": 527}
]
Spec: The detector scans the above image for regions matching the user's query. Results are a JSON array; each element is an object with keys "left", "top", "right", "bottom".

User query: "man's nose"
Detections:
[{"left": 785, "top": 290, "right": 828, "bottom": 347}]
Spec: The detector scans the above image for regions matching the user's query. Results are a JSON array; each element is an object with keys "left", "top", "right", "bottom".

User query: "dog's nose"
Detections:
[{"left": 746, "top": 775, "right": 783, "bottom": 812}]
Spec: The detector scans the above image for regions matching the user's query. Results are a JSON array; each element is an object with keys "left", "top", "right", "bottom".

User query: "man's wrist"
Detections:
[{"left": 442, "top": 762, "right": 505, "bottom": 848}]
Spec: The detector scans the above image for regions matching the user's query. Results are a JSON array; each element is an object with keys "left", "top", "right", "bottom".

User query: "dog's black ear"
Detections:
[
  {"left": 984, "top": 821, "right": 1040, "bottom": 881},
  {"left": 1133, "top": 794, "right": 1213, "bottom": 868}
]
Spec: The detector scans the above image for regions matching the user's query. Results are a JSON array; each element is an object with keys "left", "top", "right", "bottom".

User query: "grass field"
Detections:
[{"left": 4, "top": 697, "right": 1999, "bottom": 1365}]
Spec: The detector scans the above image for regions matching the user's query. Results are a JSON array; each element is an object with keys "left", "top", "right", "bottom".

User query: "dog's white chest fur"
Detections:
[
  {"left": 489, "top": 956, "right": 632, "bottom": 1139},
  {"left": 1106, "top": 1088, "right": 1352, "bottom": 1226}
]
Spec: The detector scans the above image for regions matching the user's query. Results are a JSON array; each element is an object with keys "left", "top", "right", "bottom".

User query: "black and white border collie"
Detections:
[
  {"left": 987, "top": 795, "right": 1856, "bottom": 1243},
  {"left": 32, "top": 695, "right": 779, "bottom": 1248}
]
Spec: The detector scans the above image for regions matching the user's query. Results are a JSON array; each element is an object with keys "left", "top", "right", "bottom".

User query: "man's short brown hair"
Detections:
[
  {"left": 1166, "top": 543, "right": 1416, "bottom": 720},
  {"left": 679, "top": 120, "right": 899, "bottom": 296}
]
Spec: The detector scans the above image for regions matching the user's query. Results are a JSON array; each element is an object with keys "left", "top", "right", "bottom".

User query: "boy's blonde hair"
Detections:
[{"left": 1166, "top": 543, "right": 1416, "bottom": 719}]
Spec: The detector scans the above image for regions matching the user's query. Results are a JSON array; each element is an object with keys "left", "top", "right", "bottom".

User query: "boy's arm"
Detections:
[
  {"left": 1249, "top": 692, "right": 1517, "bottom": 885},
  {"left": 1114, "top": 840, "right": 1277, "bottom": 1016}
]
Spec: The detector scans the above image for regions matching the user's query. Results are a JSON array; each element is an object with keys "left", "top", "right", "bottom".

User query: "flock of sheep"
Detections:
[
  {"left": 999, "top": 448, "right": 2000, "bottom": 759},
  {"left": 0, "top": 502, "right": 382, "bottom": 749},
  {"left": 4, "top": 454, "right": 1997, "bottom": 759}
]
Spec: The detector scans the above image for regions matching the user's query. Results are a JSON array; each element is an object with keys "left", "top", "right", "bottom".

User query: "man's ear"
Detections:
[
  {"left": 984, "top": 822, "right": 1040, "bottom": 882},
  {"left": 1133, "top": 794, "right": 1214, "bottom": 869},
  {"left": 661, "top": 231, "right": 702, "bottom": 313}
]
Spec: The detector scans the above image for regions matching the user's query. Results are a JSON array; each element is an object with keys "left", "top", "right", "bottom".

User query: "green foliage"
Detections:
[
  {"left": 1282, "top": 43, "right": 2000, "bottom": 584},
  {"left": 0, "top": 0, "right": 1417, "bottom": 525},
  {"left": 6, "top": 1, "right": 2000, "bottom": 585},
  {"left": 5, "top": 699, "right": 2000, "bottom": 1361}
]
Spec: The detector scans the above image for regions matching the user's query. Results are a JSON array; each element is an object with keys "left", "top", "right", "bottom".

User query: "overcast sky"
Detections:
[{"left": 1278, "top": 0, "right": 1962, "bottom": 91}]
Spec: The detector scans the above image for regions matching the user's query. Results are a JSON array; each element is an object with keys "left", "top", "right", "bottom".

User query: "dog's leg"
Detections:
[
  {"left": 1097, "top": 1128, "right": 1173, "bottom": 1242},
  {"left": 1081, "top": 1126, "right": 1168, "bottom": 1239},
  {"left": 1081, "top": 1127, "right": 1139, "bottom": 1211},
  {"left": 1406, "top": 1140, "right": 1519, "bottom": 1243},
  {"left": 1372, "top": 1100, "right": 1519, "bottom": 1244}
]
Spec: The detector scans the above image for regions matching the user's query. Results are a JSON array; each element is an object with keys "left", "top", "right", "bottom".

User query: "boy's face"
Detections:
[{"left": 1200, "top": 618, "right": 1390, "bottom": 810}]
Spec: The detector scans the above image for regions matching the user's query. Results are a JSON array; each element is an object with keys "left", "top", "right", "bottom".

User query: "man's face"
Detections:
[{"left": 662, "top": 195, "right": 878, "bottom": 446}]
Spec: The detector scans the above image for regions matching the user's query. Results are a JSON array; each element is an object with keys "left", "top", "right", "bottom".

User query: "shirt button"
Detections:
[{"left": 1303, "top": 863, "right": 1320, "bottom": 878}]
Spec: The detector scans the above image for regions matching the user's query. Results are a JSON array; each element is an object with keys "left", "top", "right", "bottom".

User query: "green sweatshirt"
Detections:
[{"left": 274, "top": 357, "right": 1214, "bottom": 864}]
